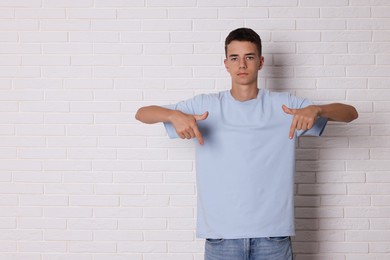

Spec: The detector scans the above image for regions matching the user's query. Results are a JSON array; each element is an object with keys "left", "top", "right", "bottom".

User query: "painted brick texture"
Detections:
[{"left": 0, "top": 0, "right": 389, "bottom": 259}]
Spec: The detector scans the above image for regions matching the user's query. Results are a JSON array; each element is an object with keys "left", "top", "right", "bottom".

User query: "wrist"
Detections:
[{"left": 315, "top": 105, "right": 323, "bottom": 117}]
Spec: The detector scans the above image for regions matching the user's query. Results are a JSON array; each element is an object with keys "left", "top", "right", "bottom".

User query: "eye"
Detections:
[
  {"left": 230, "top": 57, "right": 238, "bottom": 61},
  {"left": 246, "top": 56, "right": 255, "bottom": 60}
]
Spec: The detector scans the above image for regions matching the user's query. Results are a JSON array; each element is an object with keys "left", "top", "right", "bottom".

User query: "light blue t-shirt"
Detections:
[{"left": 163, "top": 89, "right": 327, "bottom": 239}]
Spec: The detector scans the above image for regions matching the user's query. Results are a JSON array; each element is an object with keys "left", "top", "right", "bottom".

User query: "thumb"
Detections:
[
  {"left": 282, "top": 105, "right": 295, "bottom": 115},
  {"left": 194, "top": 111, "right": 209, "bottom": 121}
]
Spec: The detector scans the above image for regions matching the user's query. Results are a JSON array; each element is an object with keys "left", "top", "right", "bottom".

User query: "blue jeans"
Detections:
[{"left": 204, "top": 237, "right": 293, "bottom": 260}]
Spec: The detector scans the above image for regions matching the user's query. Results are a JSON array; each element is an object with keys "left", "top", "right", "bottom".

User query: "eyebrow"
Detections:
[{"left": 228, "top": 53, "right": 256, "bottom": 58}]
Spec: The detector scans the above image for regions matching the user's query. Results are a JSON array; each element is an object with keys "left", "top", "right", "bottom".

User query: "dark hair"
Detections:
[{"left": 224, "top": 28, "right": 262, "bottom": 57}]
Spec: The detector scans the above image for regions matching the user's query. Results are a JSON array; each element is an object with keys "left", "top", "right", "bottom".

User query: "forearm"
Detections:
[
  {"left": 135, "top": 105, "right": 177, "bottom": 124},
  {"left": 316, "top": 103, "right": 358, "bottom": 123}
]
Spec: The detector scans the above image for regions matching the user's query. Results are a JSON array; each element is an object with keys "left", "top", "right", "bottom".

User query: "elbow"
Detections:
[
  {"left": 347, "top": 106, "right": 359, "bottom": 123},
  {"left": 135, "top": 108, "right": 143, "bottom": 122}
]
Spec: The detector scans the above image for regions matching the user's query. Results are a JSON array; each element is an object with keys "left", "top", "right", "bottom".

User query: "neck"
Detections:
[{"left": 230, "top": 85, "right": 259, "bottom": 102}]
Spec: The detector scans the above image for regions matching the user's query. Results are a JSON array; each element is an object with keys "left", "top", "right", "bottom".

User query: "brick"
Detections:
[
  {"left": 320, "top": 218, "right": 369, "bottom": 230},
  {"left": 372, "top": 196, "right": 390, "bottom": 206},
  {"left": 94, "top": 231, "right": 143, "bottom": 241},
  {"left": 70, "top": 32, "right": 119, "bottom": 43},
  {"left": 67, "top": 147, "right": 117, "bottom": 159},
  {"left": 94, "top": 0, "right": 144, "bottom": 7},
  {"left": 93, "top": 208, "right": 142, "bottom": 218},
  {"left": 19, "top": 148, "right": 66, "bottom": 159},
  {"left": 42, "top": 67, "right": 92, "bottom": 78},
  {"left": 295, "top": 207, "right": 343, "bottom": 218},
  {"left": 249, "top": 0, "right": 297, "bottom": 6},
  {"left": 19, "top": 195, "right": 68, "bottom": 206},
  {"left": 370, "top": 148, "right": 390, "bottom": 159},
  {"left": 44, "top": 114, "right": 93, "bottom": 124},
  {"left": 117, "top": 8, "right": 166, "bottom": 19},
  {"left": 169, "top": 8, "right": 217, "bottom": 19},
  {"left": 121, "top": 32, "right": 169, "bottom": 43},
  {"left": 14, "top": 79, "right": 62, "bottom": 89},
  {"left": 170, "top": 32, "right": 220, "bottom": 43},
  {"left": 67, "top": 125, "right": 117, "bottom": 136},
  {"left": 119, "top": 219, "right": 166, "bottom": 230},
  {"left": 63, "top": 172, "right": 113, "bottom": 183},
  {"left": 118, "top": 242, "right": 167, "bottom": 253},
  {"left": 123, "top": 55, "right": 171, "bottom": 66},
  {"left": 270, "top": 7, "right": 319, "bottom": 18},
  {"left": 321, "top": 7, "right": 370, "bottom": 18},
  {"left": 345, "top": 208, "right": 390, "bottom": 218},
  {"left": 91, "top": 20, "right": 141, "bottom": 31},
  {"left": 0, "top": 218, "right": 16, "bottom": 228},
  {"left": 296, "top": 19, "right": 347, "bottom": 29},
  {"left": 297, "top": 43, "right": 348, "bottom": 54},
  {"left": 194, "top": 19, "right": 245, "bottom": 31},
  {"left": 93, "top": 161, "right": 142, "bottom": 171},
  {"left": 295, "top": 230, "right": 344, "bottom": 242},
  {"left": 68, "top": 219, "right": 117, "bottom": 230},
  {"left": 0, "top": 66, "right": 40, "bottom": 77},
  {"left": 43, "top": 43, "right": 93, "bottom": 54},
  {"left": 272, "top": 31, "right": 321, "bottom": 42},
  {"left": 43, "top": 254, "right": 92, "bottom": 260},
  {"left": 93, "top": 67, "right": 143, "bottom": 78},
  {"left": 300, "top": 0, "right": 348, "bottom": 6},
  {"left": 144, "top": 207, "right": 194, "bottom": 218},
  {"left": 372, "top": 7, "right": 390, "bottom": 17},
  {"left": 319, "top": 148, "right": 369, "bottom": 160},
  {"left": 0, "top": 8, "right": 14, "bottom": 18},
  {"left": 347, "top": 230, "right": 390, "bottom": 241},
  {"left": 15, "top": 8, "right": 65, "bottom": 18},
  {"left": 321, "top": 195, "right": 370, "bottom": 206},
  {"left": 95, "top": 184, "right": 144, "bottom": 195},
  {"left": 70, "top": 196, "right": 118, "bottom": 206},
  {"left": 319, "top": 242, "right": 368, "bottom": 253},
  {"left": 45, "top": 184, "right": 94, "bottom": 194},
  {"left": 0, "top": 32, "right": 18, "bottom": 42},
  {"left": 66, "top": 8, "right": 116, "bottom": 19},
  {"left": 349, "top": 42, "right": 390, "bottom": 54},
  {"left": 298, "top": 184, "right": 346, "bottom": 195},
  {"left": 44, "top": 160, "right": 91, "bottom": 171},
  {"left": 18, "top": 242, "right": 67, "bottom": 253},
  {"left": 22, "top": 55, "right": 70, "bottom": 66},
  {"left": 0, "top": 43, "right": 40, "bottom": 54},
  {"left": 20, "top": 32, "right": 68, "bottom": 43},
  {"left": 43, "top": 0, "right": 93, "bottom": 7},
  {"left": 146, "top": 184, "right": 195, "bottom": 195},
  {"left": 70, "top": 102, "right": 120, "bottom": 113},
  {"left": 142, "top": 19, "right": 191, "bottom": 31},
  {"left": 13, "top": 171, "right": 62, "bottom": 183},
  {"left": 40, "top": 20, "right": 90, "bottom": 31},
  {"left": 318, "top": 78, "right": 367, "bottom": 89},
  {"left": 64, "top": 79, "right": 112, "bottom": 89},
  {"left": 69, "top": 242, "right": 116, "bottom": 253},
  {"left": 317, "top": 171, "right": 366, "bottom": 183},
  {"left": 120, "top": 195, "right": 169, "bottom": 207},
  {"left": 199, "top": 0, "right": 247, "bottom": 6},
  {"left": 0, "top": 20, "right": 39, "bottom": 31},
  {"left": 349, "top": 19, "right": 390, "bottom": 30},
  {"left": 144, "top": 43, "right": 193, "bottom": 54}
]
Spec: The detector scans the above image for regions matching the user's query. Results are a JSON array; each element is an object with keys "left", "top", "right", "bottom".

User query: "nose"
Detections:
[{"left": 239, "top": 58, "right": 247, "bottom": 69}]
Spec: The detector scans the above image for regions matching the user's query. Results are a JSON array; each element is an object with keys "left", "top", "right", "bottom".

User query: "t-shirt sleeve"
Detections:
[
  {"left": 162, "top": 95, "right": 204, "bottom": 139},
  {"left": 288, "top": 94, "right": 328, "bottom": 137}
]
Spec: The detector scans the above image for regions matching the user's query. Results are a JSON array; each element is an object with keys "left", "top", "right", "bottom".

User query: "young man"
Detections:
[{"left": 135, "top": 28, "right": 358, "bottom": 260}]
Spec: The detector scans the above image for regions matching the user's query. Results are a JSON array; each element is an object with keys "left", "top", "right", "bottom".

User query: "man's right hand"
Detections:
[{"left": 169, "top": 111, "right": 209, "bottom": 145}]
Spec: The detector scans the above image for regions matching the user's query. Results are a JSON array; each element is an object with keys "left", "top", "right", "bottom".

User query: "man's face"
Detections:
[{"left": 224, "top": 40, "right": 264, "bottom": 87}]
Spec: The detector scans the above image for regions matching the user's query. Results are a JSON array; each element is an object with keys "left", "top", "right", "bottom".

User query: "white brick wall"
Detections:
[{"left": 0, "top": 0, "right": 389, "bottom": 259}]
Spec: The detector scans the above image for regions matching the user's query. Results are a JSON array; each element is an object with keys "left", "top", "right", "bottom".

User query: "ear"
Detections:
[
  {"left": 258, "top": 56, "right": 264, "bottom": 70},
  {"left": 224, "top": 58, "right": 229, "bottom": 70}
]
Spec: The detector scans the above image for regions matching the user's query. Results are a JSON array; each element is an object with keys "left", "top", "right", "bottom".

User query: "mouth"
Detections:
[{"left": 237, "top": 73, "right": 248, "bottom": 76}]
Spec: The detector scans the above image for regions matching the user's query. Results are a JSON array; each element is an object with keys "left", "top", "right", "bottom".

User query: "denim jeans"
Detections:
[{"left": 204, "top": 237, "right": 293, "bottom": 260}]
